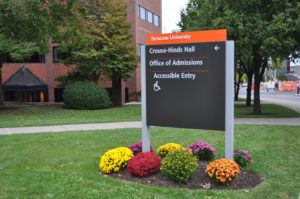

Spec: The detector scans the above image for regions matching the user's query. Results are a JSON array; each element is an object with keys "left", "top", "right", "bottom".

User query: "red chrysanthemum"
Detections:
[{"left": 127, "top": 152, "right": 161, "bottom": 177}]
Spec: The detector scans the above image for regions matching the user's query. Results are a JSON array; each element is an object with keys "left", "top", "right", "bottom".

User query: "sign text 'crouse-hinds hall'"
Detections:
[{"left": 146, "top": 30, "right": 227, "bottom": 131}]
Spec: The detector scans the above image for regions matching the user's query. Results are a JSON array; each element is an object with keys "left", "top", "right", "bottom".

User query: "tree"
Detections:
[
  {"left": 277, "top": 71, "right": 288, "bottom": 81},
  {"left": 179, "top": 0, "right": 254, "bottom": 105},
  {"left": 180, "top": 0, "right": 300, "bottom": 114},
  {"left": 0, "top": 0, "right": 74, "bottom": 108},
  {"left": 56, "top": 0, "right": 138, "bottom": 107},
  {"left": 240, "top": 54, "right": 254, "bottom": 107},
  {"left": 234, "top": 63, "right": 245, "bottom": 102}
]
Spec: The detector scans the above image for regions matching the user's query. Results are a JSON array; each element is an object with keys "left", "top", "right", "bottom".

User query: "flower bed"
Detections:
[
  {"left": 107, "top": 160, "right": 263, "bottom": 190},
  {"left": 99, "top": 142, "right": 258, "bottom": 187}
]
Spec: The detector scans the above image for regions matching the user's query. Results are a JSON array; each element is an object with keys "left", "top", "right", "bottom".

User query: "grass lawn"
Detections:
[
  {"left": 0, "top": 104, "right": 141, "bottom": 128},
  {"left": 0, "top": 103, "right": 300, "bottom": 128},
  {"left": 234, "top": 103, "right": 300, "bottom": 118},
  {"left": 0, "top": 125, "right": 299, "bottom": 198},
  {"left": 236, "top": 98, "right": 253, "bottom": 102}
]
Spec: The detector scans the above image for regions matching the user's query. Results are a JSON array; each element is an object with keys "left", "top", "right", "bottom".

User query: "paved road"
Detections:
[{"left": 239, "top": 87, "right": 300, "bottom": 113}]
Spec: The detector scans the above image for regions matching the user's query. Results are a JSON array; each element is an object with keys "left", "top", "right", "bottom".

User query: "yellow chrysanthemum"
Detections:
[
  {"left": 157, "top": 143, "right": 186, "bottom": 158},
  {"left": 99, "top": 147, "right": 134, "bottom": 173}
]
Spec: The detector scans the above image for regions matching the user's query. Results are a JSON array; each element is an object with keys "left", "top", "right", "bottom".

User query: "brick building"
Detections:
[{"left": 2, "top": 0, "right": 162, "bottom": 104}]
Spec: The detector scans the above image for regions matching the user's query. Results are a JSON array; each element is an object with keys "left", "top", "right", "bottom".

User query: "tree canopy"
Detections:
[
  {"left": 180, "top": 0, "right": 300, "bottom": 114},
  {"left": 56, "top": 0, "right": 138, "bottom": 106}
]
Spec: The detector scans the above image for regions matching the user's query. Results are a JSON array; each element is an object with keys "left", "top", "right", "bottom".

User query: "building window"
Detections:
[
  {"left": 154, "top": 14, "right": 160, "bottom": 27},
  {"left": 139, "top": 6, "right": 146, "bottom": 20},
  {"left": 138, "top": 5, "right": 160, "bottom": 27},
  {"left": 3, "top": 53, "right": 45, "bottom": 63},
  {"left": 53, "top": 46, "right": 68, "bottom": 63},
  {"left": 147, "top": 10, "right": 153, "bottom": 23},
  {"left": 4, "top": 90, "right": 48, "bottom": 102}
]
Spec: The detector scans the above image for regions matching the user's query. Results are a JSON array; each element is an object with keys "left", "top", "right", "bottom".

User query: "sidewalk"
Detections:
[{"left": 1, "top": 118, "right": 300, "bottom": 135}]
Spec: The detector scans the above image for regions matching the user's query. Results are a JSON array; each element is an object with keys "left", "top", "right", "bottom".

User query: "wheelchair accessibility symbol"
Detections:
[{"left": 153, "top": 81, "right": 161, "bottom": 92}]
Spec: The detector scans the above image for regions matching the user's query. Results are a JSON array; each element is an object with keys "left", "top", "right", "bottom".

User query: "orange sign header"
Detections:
[{"left": 147, "top": 29, "right": 227, "bottom": 45}]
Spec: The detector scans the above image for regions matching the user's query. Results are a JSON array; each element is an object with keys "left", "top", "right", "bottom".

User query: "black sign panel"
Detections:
[{"left": 146, "top": 42, "right": 226, "bottom": 130}]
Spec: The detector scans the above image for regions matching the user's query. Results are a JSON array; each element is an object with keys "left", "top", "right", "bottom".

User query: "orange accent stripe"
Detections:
[{"left": 147, "top": 29, "right": 227, "bottom": 45}]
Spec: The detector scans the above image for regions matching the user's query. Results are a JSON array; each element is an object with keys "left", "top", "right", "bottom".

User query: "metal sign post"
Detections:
[
  {"left": 225, "top": 41, "right": 234, "bottom": 159},
  {"left": 141, "top": 45, "right": 151, "bottom": 152}
]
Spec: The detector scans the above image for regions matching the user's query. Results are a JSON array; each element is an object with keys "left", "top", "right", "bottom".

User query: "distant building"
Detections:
[
  {"left": 284, "top": 55, "right": 300, "bottom": 81},
  {"left": 289, "top": 56, "right": 300, "bottom": 76},
  {"left": 2, "top": 0, "right": 162, "bottom": 104},
  {"left": 171, "top": 29, "right": 181, "bottom": 33}
]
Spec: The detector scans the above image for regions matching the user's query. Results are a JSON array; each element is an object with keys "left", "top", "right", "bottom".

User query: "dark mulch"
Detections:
[
  {"left": 102, "top": 161, "right": 264, "bottom": 190},
  {"left": 239, "top": 112, "right": 276, "bottom": 116}
]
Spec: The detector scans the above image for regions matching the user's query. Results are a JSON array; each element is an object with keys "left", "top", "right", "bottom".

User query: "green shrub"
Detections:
[
  {"left": 63, "top": 81, "right": 111, "bottom": 110},
  {"left": 160, "top": 150, "right": 198, "bottom": 184}
]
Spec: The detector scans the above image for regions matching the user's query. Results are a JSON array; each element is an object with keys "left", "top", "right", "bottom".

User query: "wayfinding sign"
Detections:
[
  {"left": 146, "top": 42, "right": 225, "bottom": 130},
  {"left": 141, "top": 29, "right": 234, "bottom": 159}
]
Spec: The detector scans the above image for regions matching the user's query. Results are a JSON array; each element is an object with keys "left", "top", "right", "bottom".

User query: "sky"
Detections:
[{"left": 162, "top": 0, "right": 189, "bottom": 33}]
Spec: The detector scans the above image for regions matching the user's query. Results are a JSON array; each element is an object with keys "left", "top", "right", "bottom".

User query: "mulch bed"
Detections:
[
  {"left": 101, "top": 161, "right": 264, "bottom": 190},
  {"left": 239, "top": 112, "right": 277, "bottom": 116}
]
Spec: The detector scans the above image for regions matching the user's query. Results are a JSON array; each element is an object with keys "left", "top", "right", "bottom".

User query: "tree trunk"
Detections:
[
  {"left": 234, "top": 64, "right": 243, "bottom": 101},
  {"left": 112, "top": 78, "right": 125, "bottom": 107},
  {"left": 91, "top": 72, "right": 100, "bottom": 84},
  {"left": 253, "top": 59, "right": 267, "bottom": 115},
  {"left": 234, "top": 67, "right": 238, "bottom": 101},
  {"left": 234, "top": 83, "right": 240, "bottom": 101},
  {"left": 241, "top": 62, "right": 253, "bottom": 107},
  {"left": 0, "top": 62, "right": 5, "bottom": 108},
  {"left": 253, "top": 73, "right": 261, "bottom": 114},
  {"left": 246, "top": 72, "right": 253, "bottom": 107}
]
